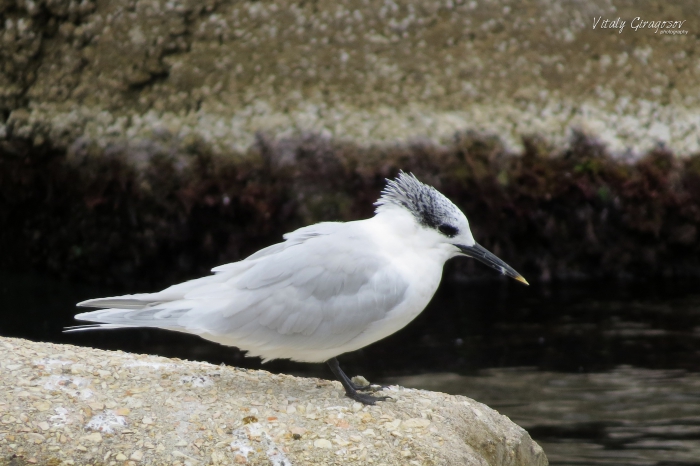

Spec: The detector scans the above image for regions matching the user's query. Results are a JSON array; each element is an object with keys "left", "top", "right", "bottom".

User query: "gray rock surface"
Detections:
[
  {"left": 0, "top": 336, "right": 548, "bottom": 465},
  {"left": 1, "top": 0, "right": 698, "bottom": 155}
]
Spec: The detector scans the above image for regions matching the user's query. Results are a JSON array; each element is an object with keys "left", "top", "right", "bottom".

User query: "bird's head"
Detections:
[{"left": 374, "top": 171, "right": 528, "bottom": 285}]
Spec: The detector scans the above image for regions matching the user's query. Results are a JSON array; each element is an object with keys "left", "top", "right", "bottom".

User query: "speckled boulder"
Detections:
[{"left": 0, "top": 336, "right": 548, "bottom": 465}]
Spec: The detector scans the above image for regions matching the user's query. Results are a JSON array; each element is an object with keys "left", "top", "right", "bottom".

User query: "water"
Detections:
[
  {"left": 392, "top": 368, "right": 700, "bottom": 465},
  {"left": 1, "top": 270, "right": 700, "bottom": 465}
]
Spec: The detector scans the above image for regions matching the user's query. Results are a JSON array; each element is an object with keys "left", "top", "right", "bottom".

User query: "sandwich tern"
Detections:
[{"left": 70, "top": 172, "right": 527, "bottom": 404}]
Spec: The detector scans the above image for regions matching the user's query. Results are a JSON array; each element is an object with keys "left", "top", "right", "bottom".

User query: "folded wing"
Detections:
[{"left": 72, "top": 222, "right": 409, "bottom": 362}]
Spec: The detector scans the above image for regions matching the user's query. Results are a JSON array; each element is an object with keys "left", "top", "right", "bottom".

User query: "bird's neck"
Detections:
[{"left": 365, "top": 208, "right": 455, "bottom": 266}]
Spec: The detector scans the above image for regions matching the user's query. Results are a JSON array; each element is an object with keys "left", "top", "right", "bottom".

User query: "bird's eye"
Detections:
[{"left": 438, "top": 224, "right": 458, "bottom": 237}]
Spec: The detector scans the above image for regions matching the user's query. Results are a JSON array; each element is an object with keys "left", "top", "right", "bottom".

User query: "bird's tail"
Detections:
[{"left": 66, "top": 297, "right": 192, "bottom": 333}]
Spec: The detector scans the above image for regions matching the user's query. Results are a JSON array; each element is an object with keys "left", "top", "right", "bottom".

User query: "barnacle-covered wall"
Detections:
[{"left": 2, "top": 0, "right": 699, "bottom": 153}]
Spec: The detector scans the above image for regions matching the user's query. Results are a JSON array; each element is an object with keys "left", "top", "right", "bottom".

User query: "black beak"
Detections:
[{"left": 456, "top": 243, "right": 529, "bottom": 285}]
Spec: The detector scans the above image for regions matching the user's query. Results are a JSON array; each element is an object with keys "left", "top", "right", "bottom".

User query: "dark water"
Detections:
[{"left": 1, "top": 270, "right": 700, "bottom": 465}]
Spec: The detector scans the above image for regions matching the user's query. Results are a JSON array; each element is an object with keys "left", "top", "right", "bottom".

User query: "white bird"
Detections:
[{"left": 70, "top": 172, "right": 527, "bottom": 404}]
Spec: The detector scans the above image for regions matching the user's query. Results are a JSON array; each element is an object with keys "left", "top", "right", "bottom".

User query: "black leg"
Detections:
[{"left": 326, "top": 358, "right": 390, "bottom": 405}]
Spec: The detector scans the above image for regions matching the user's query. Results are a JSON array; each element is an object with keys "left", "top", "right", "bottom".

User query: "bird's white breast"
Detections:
[{"left": 327, "top": 209, "right": 452, "bottom": 356}]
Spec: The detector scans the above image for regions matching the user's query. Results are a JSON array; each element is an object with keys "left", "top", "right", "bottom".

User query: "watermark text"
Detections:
[{"left": 593, "top": 16, "right": 687, "bottom": 34}]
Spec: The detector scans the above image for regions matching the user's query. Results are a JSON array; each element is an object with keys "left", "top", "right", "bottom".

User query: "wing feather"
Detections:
[{"left": 188, "top": 232, "right": 408, "bottom": 357}]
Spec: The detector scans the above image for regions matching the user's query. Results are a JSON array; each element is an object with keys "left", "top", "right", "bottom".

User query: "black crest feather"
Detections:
[{"left": 375, "top": 171, "right": 462, "bottom": 231}]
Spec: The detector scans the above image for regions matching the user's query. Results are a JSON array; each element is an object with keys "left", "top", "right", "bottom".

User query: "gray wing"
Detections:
[
  {"left": 73, "top": 222, "right": 409, "bottom": 362},
  {"left": 179, "top": 232, "right": 409, "bottom": 360}
]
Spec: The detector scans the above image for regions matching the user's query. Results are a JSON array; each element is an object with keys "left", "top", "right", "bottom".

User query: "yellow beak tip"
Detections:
[{"left": 515, "top": 275, "right": 530, "bottom": 286}]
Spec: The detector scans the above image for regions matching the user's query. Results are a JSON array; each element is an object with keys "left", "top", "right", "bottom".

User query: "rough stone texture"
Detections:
[
  {"left": 1, "top": 0, "right": 698, "bottom": 155},
  {"left": 0, "top": 337, "right": 547, "bottom": 465}
]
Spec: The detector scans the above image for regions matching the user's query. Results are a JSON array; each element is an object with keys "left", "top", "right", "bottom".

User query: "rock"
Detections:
[
  {"left": 313, "top": 438, "right": 332, "bottom": 449},
  {"left": 0, "top": 336, "right": 547, "bottom": 465},
  {"left": 79, "top": 432, "right": 102, "bottom": 443}
]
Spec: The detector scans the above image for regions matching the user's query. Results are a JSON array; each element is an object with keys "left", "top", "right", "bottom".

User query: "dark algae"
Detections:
[{"left": 1, "top": 131, "right": 699, "bottom": 289}]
